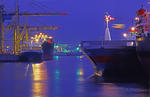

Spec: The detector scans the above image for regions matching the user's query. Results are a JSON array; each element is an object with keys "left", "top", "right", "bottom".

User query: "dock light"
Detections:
[
  {"left": 35, "top": 39, "right": 39, "bottom": 42},
  {"left": 45, "top": 35, "right": 48, "bottom": 38},
  {"left": 31, "top": 37, "right": 34, "bottom": 39},
  {"left": 6, "top": 45, "right": 10, "bottom": 48},
  {"left": 123, "top": 33, "right": 128, "bottom": 38},
  {"left": 76, "top": 47, "right": 80, "bottom": 51},
  {"left": 49, "top": 36, "right": 53, "bottom": 39}
]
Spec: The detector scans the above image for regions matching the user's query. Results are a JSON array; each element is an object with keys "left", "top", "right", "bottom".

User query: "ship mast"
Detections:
[{"left": 104, "top": 12, "right": 114, "bottom": 40}]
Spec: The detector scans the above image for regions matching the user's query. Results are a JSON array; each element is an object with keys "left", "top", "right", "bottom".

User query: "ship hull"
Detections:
[
  {"left": 84, "top": 47, "right": 141, "bottom": 77},
  {"left": 136, "top": 39, "right": 150, "bottom": 74},
  {"left": 81, "top": 40, "right": 141, "bottom": 77},
  {"left": 42, "top": 41, "right": 54, "bottom": 60}
]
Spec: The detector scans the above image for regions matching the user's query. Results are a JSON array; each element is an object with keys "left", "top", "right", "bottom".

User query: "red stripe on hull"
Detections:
[{"left": 92, "top": 56, "right": 120, "bottom": 63}]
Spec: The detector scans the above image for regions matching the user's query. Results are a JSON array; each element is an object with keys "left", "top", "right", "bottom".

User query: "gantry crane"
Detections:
[{"left": 0, "top": 1, "right": 67, "bottom": 54}]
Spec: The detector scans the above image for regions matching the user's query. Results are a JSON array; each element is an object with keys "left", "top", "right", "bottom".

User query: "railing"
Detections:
[{"left": 80, "top": 40, "right": 136, "bottom": 49}]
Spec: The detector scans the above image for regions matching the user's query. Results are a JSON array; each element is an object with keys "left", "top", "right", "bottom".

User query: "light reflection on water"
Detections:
[
  {"left": 32, "top": 63, "right": 48, "bottom": 97},
  {"left": 0, "top": 56, "right": 149, "bottom": 97}
]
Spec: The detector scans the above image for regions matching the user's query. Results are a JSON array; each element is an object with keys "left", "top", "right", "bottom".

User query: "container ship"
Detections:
[
  {"left": 19, "top": 33, "right": 54, "bottom": 62},
  {"left": 81, "top": 40, "right": 141, "bottom": 77},
  {"left": 81, "top": 13, "right": 142, "bottom": 78}
]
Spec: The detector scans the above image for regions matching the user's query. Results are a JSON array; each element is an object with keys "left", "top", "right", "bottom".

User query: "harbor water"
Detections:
[{"left": 0, "top": 56, "right": 149, "bottom": 97}]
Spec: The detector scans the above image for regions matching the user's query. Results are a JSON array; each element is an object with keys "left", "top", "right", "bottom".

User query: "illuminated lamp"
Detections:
[
  {"left": 60, "top": 13, "right": 67, "bottom": 15},
  {"left": 110, "top": 17, "right": 114, "bottom": 21},
  {"left": 144, "top": 29, "right": 148, "bottom": 32},
  {"left": 128, "top": 27, "right": 137, "bottom": 32},
  {"left": 105, "top": 17, "right": 109, "bottom": 22},
  {"left": 48, "top": 40, "right": 52, "bottom": 44},
  {"left": 135, "top": 17, "right": 139, "bottom": 21},
  {"left": 49, "top": 35, "right": 53, "bottom": 39},
  {"left": 123, "top": 33, "right": 128, "bottom": 38}
]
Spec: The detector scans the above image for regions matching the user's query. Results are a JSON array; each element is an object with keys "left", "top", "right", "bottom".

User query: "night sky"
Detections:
[{"left": 0, "top": 0, "right": 149, "bottom": 43}]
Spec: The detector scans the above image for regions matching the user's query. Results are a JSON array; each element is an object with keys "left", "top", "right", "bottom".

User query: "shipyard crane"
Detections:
[{"left": 0, "top": 2, "right": 67, "bottom": 54}]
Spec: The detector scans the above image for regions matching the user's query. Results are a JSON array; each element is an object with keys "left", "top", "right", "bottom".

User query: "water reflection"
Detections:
[
  {"left": 76, "top": 56, "right": 84, "bottom": 82},
  {"left": 31, "top": 63, "right": 48, "bottom": 97},
  {"left": 0, "top": 56, "right": 148, "bottom": 97}
]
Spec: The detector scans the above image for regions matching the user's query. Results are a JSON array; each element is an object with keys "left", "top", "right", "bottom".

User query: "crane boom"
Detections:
[
  {"left": 3, "top": 12, "right": 67, "bottom": 17},
  {"left": 5, "top": 26, "right": 59, "bottom": 30}
]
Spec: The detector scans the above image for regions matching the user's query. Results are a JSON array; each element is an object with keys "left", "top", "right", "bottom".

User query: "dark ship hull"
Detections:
[
  {"left": 19, "top": 40, "right": 54, "bottom": 62},
  {"left": 42, "top": 41, "right": 54, "bottom": 60},
  {"left": 136, "top": 37, "right": 150, "bottom": 74},
  {"left": 81, "top": 40, "right": 141, "bottom": 77}
]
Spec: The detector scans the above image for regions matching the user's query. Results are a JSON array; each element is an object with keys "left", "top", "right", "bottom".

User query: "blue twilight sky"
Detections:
[{"left": 0, "top": 0, "right": 150, "bottom": 43}]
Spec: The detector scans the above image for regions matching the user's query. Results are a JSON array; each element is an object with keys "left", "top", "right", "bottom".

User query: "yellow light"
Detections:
[
  {"left": 79, "top": 71, "right": 83, "bottom": 75},
  {"left": 49, "top": 36, "right": 53, "bottom": 39},
  {"left": 123, "top": 33, "right": 128, "bottom": 38},
  {"left": 131, "top": 42, "right": 134, "bottom": 45},
  {"left": 42, "top": 35, "right": 44, "bottom": 38},
  {"left": 31, "top": 37, "right": 34, "bottom": 39},
  {"left": 40, "top": 32, "right": 42, "bottom": 35},
  {"left": 35, "top": 35, "right": 38, "bottom": 37},
  {"left": 137, "top": 38, "right": 143, "bottom": 41},
  {"left": 6, "top": 45, "right": 10, "bottom": 48},
  {"left": 131, "top": 27, "right": 135, "bottom": 31},
  {"left": 135, "top": 17, "right": 139, "bottom": 21},
  {"left": 35, "top": 39, "right": 39, "bottom": 42},
  {"left": 45, "top": 35, "right": 48, "bottom": 38}
]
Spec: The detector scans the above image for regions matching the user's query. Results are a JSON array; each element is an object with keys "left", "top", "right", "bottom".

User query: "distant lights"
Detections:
[
  {"left": 35, "top": 39, "right": 39, "bottom": 42},
  {"left": 49, "top": 35, "right": 53, "bottom": 39},
  {"left": 31, "top": 32, "right": 53, "bottom": 42}
]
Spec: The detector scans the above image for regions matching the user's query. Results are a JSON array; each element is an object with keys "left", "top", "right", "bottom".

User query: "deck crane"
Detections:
[{"left": 0, "top": 2, "right": 67, "bottom": 54}]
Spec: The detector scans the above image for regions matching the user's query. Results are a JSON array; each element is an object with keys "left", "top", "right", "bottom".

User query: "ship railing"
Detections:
[{"left": 80, "top": 40, "right": 136, "bottom": 49}]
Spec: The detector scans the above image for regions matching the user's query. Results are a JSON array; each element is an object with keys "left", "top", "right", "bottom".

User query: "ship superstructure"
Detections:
[{"left": 134, "top": 7, "right": 150, "bottom": 74}]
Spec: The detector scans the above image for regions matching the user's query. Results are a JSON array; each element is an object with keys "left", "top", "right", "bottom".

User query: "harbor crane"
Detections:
[{"left": 0, "top": 2, "right": 67, "bottom": 54}]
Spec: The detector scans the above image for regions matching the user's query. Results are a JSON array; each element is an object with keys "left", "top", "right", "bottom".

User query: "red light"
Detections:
[
  {"left": 60, "top": 13, "right": 68, "bottom": 15},
  {"left": 48, "top": 40, "right": 52, "bottom": 44},
  {"left": 110, "top": 17, "right": 114, "bottom": 21},
  {"left": 128, "top": 27, "right": 137, "bottom": 32},
  {"left": 145, "top": 29, "right": 148, "bottom": 32},
  {"left": 105, "top": 17, "right": 110, "bottom": 21}
]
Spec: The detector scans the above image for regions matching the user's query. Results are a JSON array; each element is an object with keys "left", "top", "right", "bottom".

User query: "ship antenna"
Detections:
[{"left": 104, "top": 12, "right": 112, "bottom": 41}]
